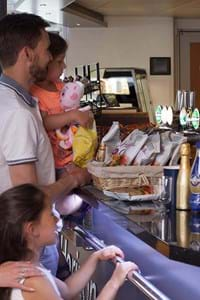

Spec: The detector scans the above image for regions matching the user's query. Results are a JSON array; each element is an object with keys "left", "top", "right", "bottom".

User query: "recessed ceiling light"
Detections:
[{"left": 76, "top": 23, "right": 81, "bottom": 26}]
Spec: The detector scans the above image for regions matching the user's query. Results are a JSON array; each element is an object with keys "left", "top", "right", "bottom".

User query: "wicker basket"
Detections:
[
  {"left": 92, "top": 175, "right": 149, "bottom": 190},
  {"left": 87, "top": 161, "right": 163, "bottom": 191}
]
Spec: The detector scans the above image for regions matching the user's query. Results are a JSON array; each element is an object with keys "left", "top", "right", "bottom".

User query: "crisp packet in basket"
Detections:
[{"left": 87, "top": 161, "right": 163, "bottom": 196}]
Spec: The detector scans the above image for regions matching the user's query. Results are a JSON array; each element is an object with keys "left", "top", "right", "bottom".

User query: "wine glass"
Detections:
[{"left": 152, "top": 176, "right": 173, "bottom": 213}]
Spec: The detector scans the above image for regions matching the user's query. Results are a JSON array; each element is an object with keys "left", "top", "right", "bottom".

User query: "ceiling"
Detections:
[
  {"left": 76, "top": 0, "right": 200, "bottom": 18},
  {"left": 7, "top": 0, "right": 200, "bottom": 28}
]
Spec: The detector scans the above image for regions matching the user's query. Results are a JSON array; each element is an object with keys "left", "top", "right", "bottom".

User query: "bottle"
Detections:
[
  {"left": 190, "top": 141, "right": 200, "bottom": 211},
  {"left": 176, "top": 143, "right": 191, "bottom": 210},
  {"left": 96, "top": 143, "right": 105, "bottom": 162},
  {"left": 176, "top": 210, "right": 190, "bottom": 248}
]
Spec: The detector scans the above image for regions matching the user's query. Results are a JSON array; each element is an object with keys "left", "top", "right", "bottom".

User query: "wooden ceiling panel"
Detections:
[{"left": 76, "top": 0, "right": 200, "bottom": 17}]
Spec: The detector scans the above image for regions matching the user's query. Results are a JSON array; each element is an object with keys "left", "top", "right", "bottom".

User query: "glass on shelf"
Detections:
[{"left": 151, "top": 176, "right": 173, "bottom": 213}]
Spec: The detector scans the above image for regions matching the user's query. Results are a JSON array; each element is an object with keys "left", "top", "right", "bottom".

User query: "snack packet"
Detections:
[
  {"left": 153, "top": 131, "right": 186, "bottom": 166},
  {"left": 153, "top": 131, "right": 172, "bottom": 166},
  {"left": 100, "top": 121, "right": 121, "bottom": 165},
  {"left": 134, "top": 132, "right": 160, "bottom": 165},
  {"left": 168, "top": 132, "right": 187, "bottom": 165},
  {"left": 118, "top": 129, "right": 148, "bottom": 165}
]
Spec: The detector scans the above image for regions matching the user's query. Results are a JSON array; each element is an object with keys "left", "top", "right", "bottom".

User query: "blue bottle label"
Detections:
[{"left": 191, "top": 156, "right": 200, "bottom": 188}]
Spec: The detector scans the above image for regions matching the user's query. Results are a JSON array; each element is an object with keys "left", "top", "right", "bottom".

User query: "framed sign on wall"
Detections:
[{"left": 150, "top": 57, "right": 171, "bottom": 75}]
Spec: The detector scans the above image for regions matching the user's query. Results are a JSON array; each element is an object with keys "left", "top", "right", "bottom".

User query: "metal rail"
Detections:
[{"left": 74, "top": 225, "right": 170, "bottom": 300}]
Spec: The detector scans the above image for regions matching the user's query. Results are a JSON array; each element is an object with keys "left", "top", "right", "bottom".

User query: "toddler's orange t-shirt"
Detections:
[{"left": 31, "top": 81, "right": 73, "bottom": 168}]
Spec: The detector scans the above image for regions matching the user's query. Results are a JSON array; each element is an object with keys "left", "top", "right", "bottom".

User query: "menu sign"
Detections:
[{"left": 101, "top": 77, "right": 130, "bottom": 95}]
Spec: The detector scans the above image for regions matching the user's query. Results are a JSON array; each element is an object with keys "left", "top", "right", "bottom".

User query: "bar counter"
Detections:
[{"left": 61, "top": 185, "right": 200, "bottom": 300}]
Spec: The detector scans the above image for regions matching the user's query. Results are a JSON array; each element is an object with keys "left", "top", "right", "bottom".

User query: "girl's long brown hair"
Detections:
[{"left": 0, "top": 184, "right": 46, "bottom": 299}]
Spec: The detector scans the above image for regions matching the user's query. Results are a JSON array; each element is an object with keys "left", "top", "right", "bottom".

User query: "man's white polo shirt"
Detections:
[{"left": 0, "top": 74, "right": 55, "bottom": 193}]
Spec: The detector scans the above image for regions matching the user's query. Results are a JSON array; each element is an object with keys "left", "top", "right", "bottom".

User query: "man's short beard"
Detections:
[{"left": 30, "top": 65, "right": 48, "bottom": 82}]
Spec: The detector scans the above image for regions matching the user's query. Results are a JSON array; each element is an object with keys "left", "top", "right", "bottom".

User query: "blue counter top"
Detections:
[
  {"left": 62, "top": 186, "right": 200, "bottom": 300},
  {"left": 76, "top": 185, "right": 200, "bottom": 267}
]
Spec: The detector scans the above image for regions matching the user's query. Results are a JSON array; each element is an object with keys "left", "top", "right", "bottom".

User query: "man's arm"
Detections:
[
  {"left": 9, "top": 163, "right": 90, "bottom": 200},
  {"left": 9, "top": 163, "right": 38, "bottom": 186},
  {"left": 0, "top": 261, "right": 43, "bottom": 291}
]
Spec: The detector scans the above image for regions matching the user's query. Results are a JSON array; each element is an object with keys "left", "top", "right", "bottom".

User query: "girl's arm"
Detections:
[
  {"left": 62, "top": 246, "right": 125, "bottom": 300},
  {"left": 97, "top": 261, "right": 138, "bottom": 300},
  {"left": 41, "top": 110, "right": 93, "bottom": 131}
]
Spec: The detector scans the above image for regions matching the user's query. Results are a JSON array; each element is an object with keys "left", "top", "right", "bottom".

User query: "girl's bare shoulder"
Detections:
[{"left": 22, "top": 274, "right": 62, "bottom": 300}]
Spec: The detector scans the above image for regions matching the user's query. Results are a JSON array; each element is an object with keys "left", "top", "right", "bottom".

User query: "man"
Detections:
[{"left": 0, "top": 13, "right": 92, "bottom": 275}]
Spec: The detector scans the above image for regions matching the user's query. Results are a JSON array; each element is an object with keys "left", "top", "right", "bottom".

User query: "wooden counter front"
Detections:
[{"left": 95, "top": 110, "right": 149, "bottom": 126}]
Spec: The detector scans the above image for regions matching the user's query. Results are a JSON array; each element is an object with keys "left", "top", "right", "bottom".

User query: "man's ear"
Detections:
[
  {"left": 24, "top": 222, "right": 40, "bottom": 239},
  {"left": 22, "top": 46, "right": 35, "bottom": 63}
]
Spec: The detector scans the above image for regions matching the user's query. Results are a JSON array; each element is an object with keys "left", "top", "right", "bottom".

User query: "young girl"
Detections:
[
  {"left": 0, "top": 184, "right": 138, "bottom": 300},
  {"left": 31, "top": 32, "right": 94, "bottom": 216},
  {"left": 31, "top": 32, "right": 92, "bottom": 178}
]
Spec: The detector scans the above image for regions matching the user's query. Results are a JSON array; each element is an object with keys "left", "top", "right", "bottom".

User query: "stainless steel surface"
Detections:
[{"left": 74, "top": 225, "right": 170, "bottom": 300}]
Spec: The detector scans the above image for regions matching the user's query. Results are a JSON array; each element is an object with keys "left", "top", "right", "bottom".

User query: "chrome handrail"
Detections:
[{"left": 74, "top": 225, "right": 170, "bottom": 300}]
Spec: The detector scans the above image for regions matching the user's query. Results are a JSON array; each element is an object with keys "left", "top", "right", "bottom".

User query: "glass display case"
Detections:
[
  {"left": 100, "top": 68, "right": 155, "bottom": 123},
  {"left": 74, "top": 64, "right": 155, "bottom": 124}
]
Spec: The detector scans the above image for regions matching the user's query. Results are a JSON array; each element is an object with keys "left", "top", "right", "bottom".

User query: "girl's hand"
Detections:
[
  {"left": 96, "top": 245, "right": 125, "bottom": 262},
  {"left": 73, "top": 110, "right": 94, "bottom": 128},
  {"left": 110, "top": 261, "right": 139, "bottom": 288},
  {"left": 0, "top": 261, "right": 43, "bottom": 291}
]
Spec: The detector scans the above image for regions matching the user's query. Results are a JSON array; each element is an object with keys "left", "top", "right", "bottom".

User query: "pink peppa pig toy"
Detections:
[
  {"left": 56, "top": 80, "right": 97, "bottom": 167},
  {"left": 55, "top": 81, "right": 90, "bottom": 150},
  {"left": 60, "top": 81, "right": 84, "bottom": 111}
]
